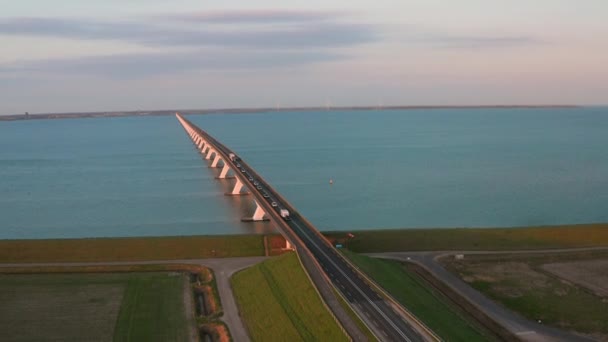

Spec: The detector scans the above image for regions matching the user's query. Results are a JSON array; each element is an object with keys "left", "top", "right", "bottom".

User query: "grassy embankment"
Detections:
[
  {"left": 0, "top": 234, "right": 265, "bottom": 263},
  {"left": 443, "top": 250, "right": 608, "bottom": 339},
  {"left": 327, "top": 223, "right": 608, "bottom": 253},
  {"left": 343, "top": 251, "right": 495, "bottom": 342},
  {"left": 231, "top": 252, "right": 349, "bottom": 342},
  {"left": 0, "top": 272, "right": 194, "bottom": 342}
]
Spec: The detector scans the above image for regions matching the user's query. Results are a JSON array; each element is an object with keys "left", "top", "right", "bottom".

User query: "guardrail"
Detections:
[{"left": 177, "top": 113, "right": 439, "bottom": 341}]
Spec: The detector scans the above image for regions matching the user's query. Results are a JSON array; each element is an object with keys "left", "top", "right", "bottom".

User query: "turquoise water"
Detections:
[{"left": 1, "top": 108, "right": 607, "bottom": 239}]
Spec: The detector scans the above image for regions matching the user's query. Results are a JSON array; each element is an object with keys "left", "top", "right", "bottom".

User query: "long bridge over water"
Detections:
[{"left": 175, "top": 113, "right": 438, "bottom": 342}]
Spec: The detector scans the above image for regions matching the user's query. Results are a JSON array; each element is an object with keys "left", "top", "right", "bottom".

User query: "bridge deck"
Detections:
[{"left": 176, "top": 114, "right": 434, "bottom": 342}]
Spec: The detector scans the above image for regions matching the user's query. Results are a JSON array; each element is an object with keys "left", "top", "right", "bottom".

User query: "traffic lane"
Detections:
[
  {"left": 188, "top": 130, "right": 421, "bottom": 341},
  {"left": 287, "top": 218, "right": 423, "bottom": 342},
  {"left": 291, "top": 222, "right": 421, "bottom": 342}
]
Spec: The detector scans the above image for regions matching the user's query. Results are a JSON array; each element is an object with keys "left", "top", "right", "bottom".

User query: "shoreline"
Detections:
[
  {"left": 1, "top": 222, "right": 605, "bottom": 242},
  {"left": 1, "top": 223, "right": 607, "bottom": 263},
  {"left": 0, "top": 104, "right": 582, "bottom": 121}
]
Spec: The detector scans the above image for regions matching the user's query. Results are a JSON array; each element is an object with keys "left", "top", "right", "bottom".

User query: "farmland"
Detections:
[
  {"left": 0, "top": 272, "right": 195, "bottom": 342},
  {"left": 443, "top": 250, "right": 608, "bottom": 340}
]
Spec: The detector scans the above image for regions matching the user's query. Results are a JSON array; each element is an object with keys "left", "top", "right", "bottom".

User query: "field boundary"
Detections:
[{"left": 292, "top": 250, "right": 354, "bottom": 341}]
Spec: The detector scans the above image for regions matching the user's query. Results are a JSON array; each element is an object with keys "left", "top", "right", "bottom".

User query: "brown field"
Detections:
[
  {"left": 543, "top": 259, "right": 608, "bottom": 298},
  {"left": 0, "top": 235, "right": 264, "bottom": 263}
]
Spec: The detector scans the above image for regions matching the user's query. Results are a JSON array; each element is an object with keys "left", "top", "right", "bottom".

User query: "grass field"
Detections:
[
  {"left": 327, "top": 223, "right": 608, "bottom": 252},
  {"left": 0, "top": 234, "right": 265, "bottom": 263},
  {"left": 343, "top": 251, "right": 494, "bottom": 342},
  {"left": 0, "top": 272, "right": 195, "bottom": 342},
  {"left": 444, "top": 252, "right": 608, "bottom": 339},
  {"left": 231, "top": 253, "right": 348, "bottom": 342}
]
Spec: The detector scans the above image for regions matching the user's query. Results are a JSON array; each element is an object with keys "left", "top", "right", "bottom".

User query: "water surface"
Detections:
[{"left": 1, "top": 108, "right": 607, "bottom": 239}]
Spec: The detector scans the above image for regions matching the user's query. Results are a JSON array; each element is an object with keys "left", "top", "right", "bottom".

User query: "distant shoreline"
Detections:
[{"left": 0, "top": 104, "right": 582, "bottom": 122}]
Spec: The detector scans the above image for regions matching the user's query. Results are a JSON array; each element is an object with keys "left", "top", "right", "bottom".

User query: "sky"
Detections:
[{"left": 1, "top": 1, "right": 607, "bottom": 115}]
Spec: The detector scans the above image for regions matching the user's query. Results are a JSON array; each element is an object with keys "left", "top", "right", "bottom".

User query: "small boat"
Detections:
[{"left": 329, "top": 179, "right": 334, "bottom": 185}]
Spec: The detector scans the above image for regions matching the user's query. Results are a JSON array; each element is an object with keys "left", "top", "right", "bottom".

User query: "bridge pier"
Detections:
[
  {"left": 242, "top": 200, "right": 269, "bottom": 222},
  {"left": 210, "top": 155, "right": 222, "bottom": 168},
  {"left": 226, "top": 178, "right": 246, "bottom": 195},
  {"left": 205, "top": 149, "right": 215, "bottom": 160},
  {"left": 216, "top": 164, "right": 232, "bottom": 179}
]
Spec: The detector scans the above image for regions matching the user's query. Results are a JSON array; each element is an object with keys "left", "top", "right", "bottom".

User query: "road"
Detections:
[
  {"left": 180, "top": 115, "right": 431, "bottom": 341},
  {"left": 371, "top": 248, "right": 607, "bottom": 342}
]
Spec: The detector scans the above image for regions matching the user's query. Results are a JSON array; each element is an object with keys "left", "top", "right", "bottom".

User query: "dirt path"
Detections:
[
  {"left": 0, "top": 256, "right": 269, "bottom": 342},
  {"left": 370, "top": 247, "right": 608, "bottom": 342}
]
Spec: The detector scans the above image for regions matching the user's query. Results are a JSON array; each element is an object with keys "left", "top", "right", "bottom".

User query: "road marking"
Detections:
[
  {"left": 190, "top": 124, "right": 414, "bottom": 341},
  {"left": 290, "top": 220, "right": 413, "bottom": 342}
]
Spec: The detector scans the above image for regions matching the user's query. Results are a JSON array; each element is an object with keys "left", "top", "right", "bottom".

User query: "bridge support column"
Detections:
[
  {"left": 232, "top": 178, "right": 244, "bottom": 194},
  {"left": 242, "top": 201, "right": 269, "bottom": 221},
  {"left": 216, "top": 164, "right": 233, "bottom": 179},
  {"left": 226, "top": 178, "right": 248, "bottom": 196},
  {"left": 210, "top": 155, "right": 222, "bottom": 168},
  {"left": 198, "top": 140, "right": 204, "bottom": 149},
  {"left": 205, "top": 149, "right": 215, "bottom": 160}
]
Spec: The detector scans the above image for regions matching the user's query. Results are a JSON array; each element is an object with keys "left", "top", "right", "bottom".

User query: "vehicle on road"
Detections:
[
  {"left": 248, "top": 177, "right": 254, "bottom": 181},
  {"left": 271, "top": 202, "right": 278, "bottom": 207},
  {"left": 262, "top": 192, "right": 270, "bottom": 198},
  {"left": 280, "top": 209, "right": 291, "bottom": 220},
  {"left": 256, "top": 186, "right": 262, "bottom": 190}
]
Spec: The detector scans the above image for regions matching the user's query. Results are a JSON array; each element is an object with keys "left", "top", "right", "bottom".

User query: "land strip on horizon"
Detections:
[{"left": 0, "top": 104, "right": 581, "bottom": 121}]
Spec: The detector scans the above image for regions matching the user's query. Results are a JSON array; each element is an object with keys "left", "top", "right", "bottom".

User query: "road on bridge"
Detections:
[{"left": 178, "top": 114, "right": 432, "bottom": 342}]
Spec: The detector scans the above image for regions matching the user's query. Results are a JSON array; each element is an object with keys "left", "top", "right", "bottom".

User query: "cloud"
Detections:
[
  {"left": 431, "top": 35, "right": 545, "bottom": 49},
  {"left": 163, "top": 9, "right": 342, "bottom": 24},
  {"left": 0, "top": 13, "right": 376, "bottom": 49},
  {"left": 0, "top": 49, "right": 346, "bottom": 78}
]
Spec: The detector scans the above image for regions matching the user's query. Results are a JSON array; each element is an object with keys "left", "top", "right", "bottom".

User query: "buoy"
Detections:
[{"left": 329, "top": 179, "right": 333, "bottom": 185}]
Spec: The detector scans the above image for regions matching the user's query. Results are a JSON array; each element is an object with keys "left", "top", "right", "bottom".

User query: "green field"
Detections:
[
  {"left": 343, "top": 251, "right": 493, "bottom": 342},
  {"left": 231, "top": 253, "right": 348, "bottom": 342},
  {"left": 0, "top": 234, "right": 265, "bottom": 263},
  {"left": 0, "top": 272, "right": 195, "bottom": 342},
  {"left": 327, "top": 224, "right": 608, "bottom": 253}
]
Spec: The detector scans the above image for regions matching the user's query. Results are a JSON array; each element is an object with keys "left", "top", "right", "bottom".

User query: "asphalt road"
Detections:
[
  {"left": 371, "top": 249, "right": 606, "bottom": 342},
  {"left": 181, "top": 115, "right": 428, "bottom": 342}
]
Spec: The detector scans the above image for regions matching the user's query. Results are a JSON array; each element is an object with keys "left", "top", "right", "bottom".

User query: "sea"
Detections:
[{"left": 1, "top": 107, "right": 607, "bottom": 239}]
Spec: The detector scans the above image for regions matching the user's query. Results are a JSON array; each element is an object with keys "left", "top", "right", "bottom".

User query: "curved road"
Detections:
[{"left": 371, "top": 248, "right": 608, "bottom": 342}]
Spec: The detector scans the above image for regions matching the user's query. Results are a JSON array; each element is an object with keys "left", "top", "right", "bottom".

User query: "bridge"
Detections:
[{"left": 175, "top": 113, "right": 438, "bottom": 342}]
